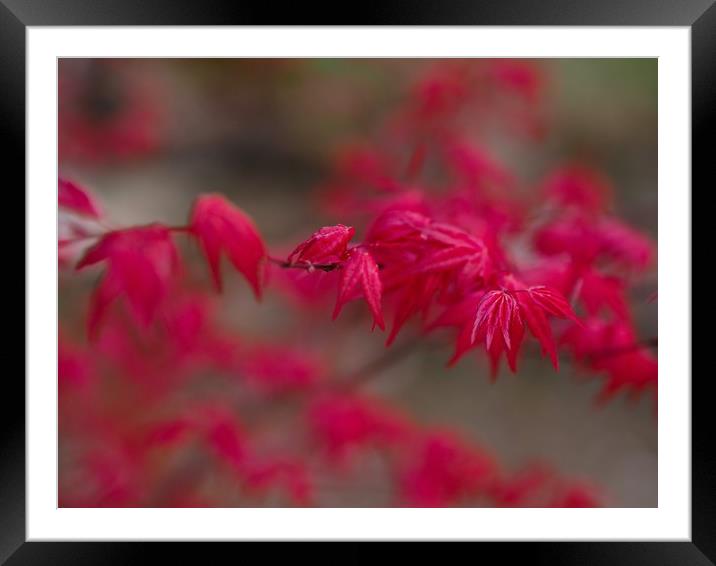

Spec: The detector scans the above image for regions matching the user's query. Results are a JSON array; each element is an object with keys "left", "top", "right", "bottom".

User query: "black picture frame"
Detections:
[{"left": 4, "top": 1, "right": 704, "bottom": 563}]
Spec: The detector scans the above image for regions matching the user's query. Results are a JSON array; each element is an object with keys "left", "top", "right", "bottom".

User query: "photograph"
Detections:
[{"left": 56, "top": 57, "right": 659, "bottom": 509}]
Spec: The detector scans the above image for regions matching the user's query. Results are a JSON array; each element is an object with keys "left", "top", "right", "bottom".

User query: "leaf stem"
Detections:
[{"left": 268, "top": 256, "right": 341, "bottom": 272}]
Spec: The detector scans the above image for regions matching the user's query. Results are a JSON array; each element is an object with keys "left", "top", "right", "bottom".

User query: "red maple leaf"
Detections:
[
  {"left": 489, "top": 464, "right": 552, "bottom": 507},
  {"left": 201, "top": 409, "right": 249, "bottom": 473},
  {"left": 578, "top": 269, "right": 631, "bottom": 320},
  {"left": 239, "top": 343, "right": 325, "bottom": 393},
  {"left": 58, "top": 330, "right": 92, "bottom": 391},
  {"left": 333, "top": 248, "right": 385, "bottom": 330},
  {"left": 489, "top": 59, "right": 545, "bottom": 105},
  {"left": 308, "top": 394, "right": 413, "bottom": 460},
  {"left": 188, "top": 194, "right": 267, "bottom": 297},
  {"left": 398, "top": 430, "right": 497, "bottom": 507},
  {"left": 385, "top": 274, "right": 444, "bottom": 346},
  {"left": 540, "top": 164, "right": 613, "bottom": 213},
  {"left": 462, "top": 285, "right": 578, "bottom": 376},
  {"left": 534, "top": 213, "right": 654, "bottom": 272},
  {"left": 243, "top": 457, "right": 314, "bottom": 507},
  {"left": 515, "top": 286, "right": 578, "bottom": 370},
  {"left": 409, "top": 63, "right": 470, "bottom": 123},
  {"left": 361, "top": 208, "right": 499, "bottom": 345},
  {"left": 595, "top": 217, "right": 655, "bottom": 271},
  {"left": 471, "top": 290, "right": 525, "bottom": 375},
  {"left": 442, "top": 137, "right": 514, "bottom": 192},
  {"left": 364, "top": 209, "right": 432, "bottom": 248},
  {"left": 404, "top": 242, "right": 489, "bottom": 280},
  {"left": 561, "top": 317, "right": 657, "bottom": 404},
  {"left": 550, "top": 482, "right": 602, "bottom": 508},
  {"left": 286, "top": 224, "right": 355, "bottom": 266},
  {"left": 77, "top": 224, "right": 179, "bottom": 336},
  {"left": 59, "top": 177, "right": 103, "bottom": 218},
  {"left": 427, "top": 292, "right": 486, "bottom": 365}
]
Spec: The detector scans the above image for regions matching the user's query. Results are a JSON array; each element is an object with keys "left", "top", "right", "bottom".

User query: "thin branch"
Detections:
[
  {"left": 268, "top": 256, "right": 340, "bottom": 272},
  {"left": 336, "top": 335, "right": 428, "bottom": 391}
]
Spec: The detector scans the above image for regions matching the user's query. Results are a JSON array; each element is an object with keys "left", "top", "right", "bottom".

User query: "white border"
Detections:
[{"left": 27, "top": 27, "right": 691, "bottom": 540}]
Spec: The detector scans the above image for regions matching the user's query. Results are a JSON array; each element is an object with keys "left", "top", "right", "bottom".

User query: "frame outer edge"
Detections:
[
  {"left": 691, "top": 2, "right": 716, "bottom": 563},
  {"left": 0, "top": 0, "right": 28, "bottom": 564},
  {"left": 0, "top": 0, "right": 715, "bottom": 26},
  {"left": 5, "top": 0, "right": 710, "bottom": 560}
]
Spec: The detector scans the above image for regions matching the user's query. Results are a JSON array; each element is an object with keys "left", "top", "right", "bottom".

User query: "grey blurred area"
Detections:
[{"left": 60, "top": 58, "right": 657, "bottom": 507}]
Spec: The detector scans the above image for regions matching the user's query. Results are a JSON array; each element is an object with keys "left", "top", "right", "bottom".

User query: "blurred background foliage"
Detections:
[{"left": 59, "top": 58, "right": 657, "bottom": 507}]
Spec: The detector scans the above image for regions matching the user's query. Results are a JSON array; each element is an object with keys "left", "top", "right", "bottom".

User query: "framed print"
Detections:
[{"left": 5, "top": 0, "right": 705, "bottom": 562}]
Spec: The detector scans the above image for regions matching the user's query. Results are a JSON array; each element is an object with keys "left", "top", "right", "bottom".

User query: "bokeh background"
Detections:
[{"left": 59, "top": 59, "right": 657, "bottom": 507}]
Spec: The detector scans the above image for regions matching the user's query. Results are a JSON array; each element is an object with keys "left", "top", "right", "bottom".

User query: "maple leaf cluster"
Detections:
[
  {"left": 58, "top": 59, "right": 656, "bottom": 508},
  {"left": 65, "top": 190, "right": 267, "bottom": 337},
  {"left": 282, "top": 60, "right": 656, "bottom": 397},
  {"left": 308, "top": 394, "right": 600, "bottom": 507}
]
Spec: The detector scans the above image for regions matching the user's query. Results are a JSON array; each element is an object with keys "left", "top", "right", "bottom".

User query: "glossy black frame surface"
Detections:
[{"left": 4, "top": 1, "right": 706, "bottom": 563}]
